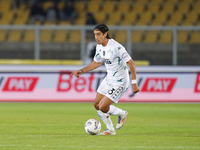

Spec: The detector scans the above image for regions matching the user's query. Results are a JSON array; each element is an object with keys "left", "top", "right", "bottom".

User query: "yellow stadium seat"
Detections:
[
  {"left": 108, "top": 30, "right": 115, "bottom": 39},
  {"left": 115, "top": 31, "right": 127, "bottom": 43},
  {"left": 132, "top": 31, "right": 144, "bottom": 43},
  {"left": 74, "top": 2, "right": 86, "bottom": 13},
  {"left": 144, "top": 31, "right": 158, "bottom": 43},
  {"left": 135, "top": 0, "right": 150, "bottom": 3},
  {"left": 136, "top": 12, "right": 153, "bottom": 26},
  {"left": 59, "top": 21, "right": 71, "bottom": 25},
  {"left": 181, "top": 12, "right": 198, "bottom": 26},
  {"left": 44, "top": 21, "right": 56, "bottom": 25},
  {"left": 40, "top": 30, "right": 52, "bottom": 43},
  {"left": 177, "top": 2, "right": 190, "bottom": 13},
  {"left": 57, "top": 1, "right": 65, "bottom": 10},
  {"left": 166, "top": 0, "right": 179, "bottom": 2},
  {"left": 132, "top": 2, "right": 145, "bottom": 13},
  {"left": 101, "top": 2, "right": 116, "bottom": 13},
  {"left": 93, "top": 11, "right": 107, "bottom": 24},
  {"left": 106, "top": 12, "right": 122, "bottom": 25},
  {"left": 43, "top": 1, "right": 52, "bottom": 12},
  {"left": 177, "top": 31, "right": 189, "bottom": 43},
  {"left": 23, "top": 30, "right": 35, "bottom": 42},
  {"left": 18, "top": 3, "right": 27, "bottom": 10},
  {"left": 75, "top": 17, "right": 86, "bottom": 25},
  {"left": 0, "top": 20, "right": 11, "bottom": 25},
  {"left": 153, "top": 0, "right": 164, "bottom": 2},
  {"left": 13, "top": 10, "right": 29, "bottom": 25},
  {"left": 117, "top": 1, "right": 131, "bottom": 13},
  {"left": 147, "top": 2, "right": 161, "bottom": 13},
  {"left": 75, "top": 12, "right": 86, "bottom": 25},
  {"left": 161, "top": 1, "right": 175, "bottom": 13},
  {"left": 192, "top": 2, "right": 200, "bottom": 13},
  {"left": 120, "top": 11, "right": 137, "bottom": 25},
  {"left": 8, "top": 30, "right": 22, "bottom": 42},
  {"left": 87, "top": 2, "right": 101, "bottom": 13},
  {"left": 35, "top": 21, "right": 41, "bottom": 25},
  {"left": 53, "top": 30, "right": 68, "bottom": 43},
  {"left": 0, "top": 10, "right": 14, "bottom": 25},
  {"left": 189, "top": 31, "right": 200, "bottom": 44},
  {"left": 166, "top": 12, "right": 183, "bottom": 26},
  {"left": 68, "top": 30, "right": 81, "bottom": 43},
  {"left": 151, "top": 12, "right": 168, "bottom": 26},
  {"left": 181, "top": 0, "right": 194, "bottom": 2},
  {"left": 0, "top": 2, "right": 11, "bottom": 11},
  {"left": 158, "top": 31, "right": 172, "bottom": 44},
  {"left": 0, "top": 30, "right": 7, "bottom": 42}
]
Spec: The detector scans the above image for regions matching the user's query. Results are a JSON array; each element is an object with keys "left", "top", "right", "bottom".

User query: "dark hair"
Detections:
[{"left": 94, "top": 24, "right": 111, "bottom": 39}]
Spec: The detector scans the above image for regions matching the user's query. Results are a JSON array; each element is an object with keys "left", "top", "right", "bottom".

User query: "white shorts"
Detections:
[{"left": 97, "top": 78, "right": 129, "bottom": 103}]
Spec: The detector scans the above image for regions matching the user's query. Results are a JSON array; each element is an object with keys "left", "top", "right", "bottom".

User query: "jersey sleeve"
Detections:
[
  {"left": 93, "top": 47, "right": 104, "bottom": 63},
  {"left": 118, "top": 46, "right": 131, "bottom": 63}
]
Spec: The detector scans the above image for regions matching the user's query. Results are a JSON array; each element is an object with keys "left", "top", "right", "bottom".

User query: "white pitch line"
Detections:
[{"left": 0, "top": 145, "right": 199, "bottom": 149}]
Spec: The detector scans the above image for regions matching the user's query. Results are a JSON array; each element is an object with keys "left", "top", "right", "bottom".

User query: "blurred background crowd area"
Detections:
[
  {"left": 0, "top": 0, "right": 200, "bottom": 65},
  {"left": 0, "top": 0, "right": 200, "bottom": 26},
  {"left": 0, "top": 0, "right": 200, "bottom": 44}
]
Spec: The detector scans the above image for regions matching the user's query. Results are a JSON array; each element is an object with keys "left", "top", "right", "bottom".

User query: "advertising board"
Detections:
[{"left": 0, "top": 65, "right": 199, "bottom": 102}]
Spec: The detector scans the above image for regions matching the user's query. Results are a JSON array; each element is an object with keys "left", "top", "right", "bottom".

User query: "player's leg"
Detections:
[
  {"left": 94, "top": 93, "right": 116, "bottom": 135},
  {"left": 105, "top": 83, "right": 129, "bottom": 130}
]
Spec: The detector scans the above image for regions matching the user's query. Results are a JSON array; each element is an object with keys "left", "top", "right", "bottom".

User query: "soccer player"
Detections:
[{"left": 71, "top": 24, "right": 140, "bottom": 135}]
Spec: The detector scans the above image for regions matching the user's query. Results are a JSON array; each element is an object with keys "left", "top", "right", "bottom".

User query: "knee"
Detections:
[
  {"left": 93, "top": 101, "right": 99, "bottom": 110},
  {"left": 99, "top": 105, "right": 109, "bottom": 113}
]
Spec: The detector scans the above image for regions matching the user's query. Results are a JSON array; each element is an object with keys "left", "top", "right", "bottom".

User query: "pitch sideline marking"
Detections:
[{"left": 0, "top": 145, "right": 199, "bottom": 149}]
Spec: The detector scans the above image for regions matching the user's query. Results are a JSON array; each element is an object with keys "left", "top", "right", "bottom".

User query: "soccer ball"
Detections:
[{"left": 84, "top": 119, "right": 101, "bottom": 135}]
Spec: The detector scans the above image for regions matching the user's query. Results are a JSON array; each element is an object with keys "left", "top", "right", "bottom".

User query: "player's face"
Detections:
[{"left": 94, "top": 30, "right": 107, "bottom": 46}]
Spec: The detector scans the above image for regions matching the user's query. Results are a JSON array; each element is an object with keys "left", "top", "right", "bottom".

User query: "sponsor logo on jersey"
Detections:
[
  {"left": 105, "top": 59, "right": 112, "bottom": 64},
  {"left": 118, "top": 47, "right": 122, "bottom": 50},
  {"left": 103, "top": 51, "right": 105, "bottom": 56}
]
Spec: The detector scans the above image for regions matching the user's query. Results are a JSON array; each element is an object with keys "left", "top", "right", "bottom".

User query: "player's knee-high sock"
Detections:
[
  {"left": 97, "top": 110, "right": 115, "bottom": 131},
  {"left": 107, "top": 105, "right": 125, "bottom": 116}
]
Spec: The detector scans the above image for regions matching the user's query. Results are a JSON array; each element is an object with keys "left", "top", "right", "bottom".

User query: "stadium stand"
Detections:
[
  {"left": 40, "top": 30, "right": 52, "bottom": 43},
  {"left": 116, "top": 1, "right": 131, "bottom": 14},
  {"left": 7, "top": 30, "right": 22, "bottom": 42},
  {"left": 53, "top": 30, "right": 68, "bottom": 43},
  {"left": 68, "top": 30, "right": 81, "bottom": 43},
  {"left": 0, "top": 0, "right": 199, "bottom": 65},
  {"left": 177, "top": 31, "right": 189, "bottom": 43},
  {"left": 0, "top": 30, "right": 6, "bottom": 41},
  {"left": 189, "top": 31, "right": 200, "bottom": 43},
  {"left": 23, "top": 30, "right": 34, "bottom": 42},
  {"left": 115, "top": 30, "right": 127, "bottom": 43},
  {"left": 144, "top": 31, "right": 158, "bottom": 43},
  {"left": 132, "top": 30, "right": 144, "bottom": 43},
  {"left": 120, "top": 11, "right": 138, "bottom": 25},
  {"left": 0, "top": 0, "right": 199, "bottom": 44},
  {"left": 151, "top": 12, "right": 168, "bottom": 25},
  {"left": 158, "top": 31, "right": 172, "bottom": 44}
]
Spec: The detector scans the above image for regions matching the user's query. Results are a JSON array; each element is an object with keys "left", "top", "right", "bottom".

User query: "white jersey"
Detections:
[{"left": 94, "top": 39, "right": 131, "bottom": 84}]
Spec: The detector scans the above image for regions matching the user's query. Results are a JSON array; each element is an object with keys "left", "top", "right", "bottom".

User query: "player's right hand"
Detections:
[{"left": 71, "top": 70, "right": 83, "bottom": 78}]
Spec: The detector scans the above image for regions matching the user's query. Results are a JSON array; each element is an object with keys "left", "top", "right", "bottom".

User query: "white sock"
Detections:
[
  {"left": 97, "top": 110, "right": 115, "bottom": 131},
  {"left": 107, "top": 105, "right": 125, "bottom": 116}
]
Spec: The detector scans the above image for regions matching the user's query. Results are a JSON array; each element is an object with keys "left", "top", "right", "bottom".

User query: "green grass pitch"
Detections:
[{"left": 0, "top": 102, "right": 199, "bottom": 150}]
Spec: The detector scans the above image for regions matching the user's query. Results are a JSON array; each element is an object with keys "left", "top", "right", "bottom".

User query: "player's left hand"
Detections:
[{"left": 132, "top": 84, "right": 140, "bottom": 93}]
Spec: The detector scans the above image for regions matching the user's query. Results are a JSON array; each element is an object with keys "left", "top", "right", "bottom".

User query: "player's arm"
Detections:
[
  {"left": 71, "top": 61, "right": 102, "bottom": 78},
  {"left": 127, "top": 59, "right": 140, "bottom": 93}
]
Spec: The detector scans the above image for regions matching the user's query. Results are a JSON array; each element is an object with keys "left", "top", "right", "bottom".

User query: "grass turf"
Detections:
[{"left": 0, "top": 103, "right": 199, "bottom": 150}]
